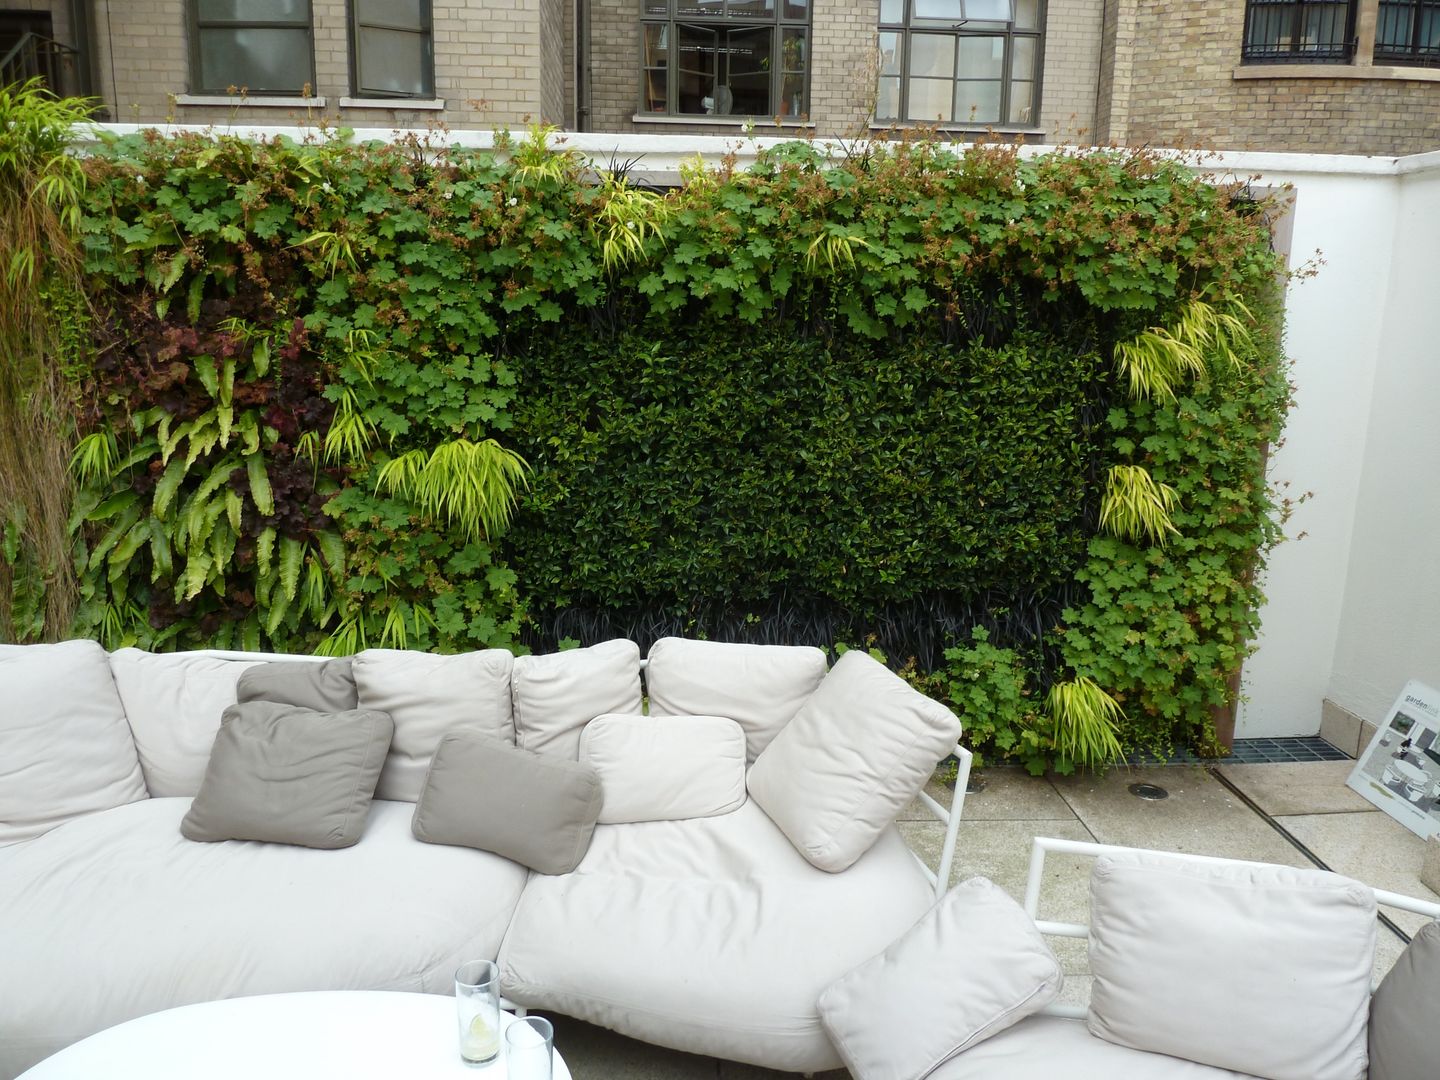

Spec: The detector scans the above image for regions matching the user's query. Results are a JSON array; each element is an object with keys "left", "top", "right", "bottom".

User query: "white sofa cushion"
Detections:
[
  {"left": 497, "top": 800, "right": 935, "bottom": 1074},
  {"left": 0, "top": 797, "right": 529, "bottom": 1079},
  {"left": 107, "top": 648, "right": 262, "bottom": 796},
  {"left": 644, "top": 637, "right": 828, "bottom": 761},
  {"left": 1086, "top": 852, "right": 1376, "bottom": 1080},
  {"left": 512, "top": 639, "right": 642, "bottom": 759},
  {"left": 578, "top": 713, "right": 746, "bottom": 824},
  {"left": 0, "top": 640, "right": 147, "bottom": 846},
  {"left": 746, "top": 649, "right": 962, "bottom": 872},
  {"left": 817, "top": 876, "right": 1063, "bottom": 1080},
  {"left": 927, "top": 1015, "right": 1261, "bottom": 1079},
  {"left": 353, "top": 648, "right": 514, "bottom": 801}
]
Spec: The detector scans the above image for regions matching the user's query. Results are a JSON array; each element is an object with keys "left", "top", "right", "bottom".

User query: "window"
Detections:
[
  {"left": 876, "top": 0, "right": 1043, "bottom": 128},
  {"left": 1240, "top": 0, "right": 1355, "bottom": 63},
  {"left": 190, "top": 0, "right": 314, "bottom": 95},
  {"left": 1375, "top": 0, "right": 1440, "bottom": 65},
  {"left": 351, "top": 0, "right": 434, "bottom": 97},
  {"left": 641, "top": 1, "right": 811, "bottom": 118}
]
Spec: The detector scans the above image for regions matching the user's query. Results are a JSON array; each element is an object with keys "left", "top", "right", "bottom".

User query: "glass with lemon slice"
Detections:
[{"left": 455, "top": 959, "right": 501, "bottom": 1066}]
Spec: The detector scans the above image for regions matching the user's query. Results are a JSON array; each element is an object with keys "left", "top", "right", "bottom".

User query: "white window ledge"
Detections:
[
  {"left": 631, "top": 113, "right": 816, "bottom": 128},
  {"left": 1234, "top": 63, "right": 1440, "bottom": 83},
  {"left": 340, "top": 97, "right": 446, "bottom": 110},
  {"left": 869, "top": 122, "right": 1047, "bottom": 136},
  {"left": 175, "top": 94, "right": 327, "bottom": 108}
]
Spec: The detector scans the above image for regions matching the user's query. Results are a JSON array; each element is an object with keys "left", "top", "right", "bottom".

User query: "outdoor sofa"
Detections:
[{"left": 0, "top": 636, "right": 967, "bottom": 1077}]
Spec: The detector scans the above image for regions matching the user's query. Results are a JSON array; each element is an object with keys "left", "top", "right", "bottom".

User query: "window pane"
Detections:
[
  {"left": 909, "top": 33, "right": 955, "bottom": 78},
  {"left": 198, "top": 27, "right": 310, "bottom": 91},
  {"left": 1013, "top": 0, "right": 1040, "bottom": 30},
  {"left": 880, "top": 0, "right": 903, "bottom": 22},
  {"left": 1010, "top": 35, "right": 1035, "bottom": 80},
  {"left": 958, "top": 34, "right": 1003, "bottom": 78},
  {"left": 876, "top": 74, "right": 901, "bottom": 118},
  {"left": 724, "top": 25, "right": 774, "bottom": 114},
  {"left": 878, "top": 30, "right": 902, "bottom": 75},
  {"left": 1377, "top": 1, "right": 1414, "bottom": 48},
  {"left": 964, "top": 0, "right": 1012, "bottom": 22},
  {"left": 1007, "top": 78, "right": 1033, "bottom": 123},
  {"left": 1245, "top": 1, "right": 1297, "bottom": 50},
  {"left": 676, "top": 23, "right": 719, "bottom": 112},
  {"left": 643, "top": 22, "right": 668, "bottom": 65},
  {"left": 784, "top": 0, "right": 808, "bottom": 18},
  {"left": 676, "top": 0, "right": 725, "bottom": 16},
  {"left": 914, "top": 0, "right": 964, "bottom": 19},
  {"left": 781, "top": 71, "right": 805, "bottom": 113},
  {"left": 357, "top": 26, "right": 427, "bottom": 95},
  {"left": 1300, "top": 2, "right": 1345, "bottom": 49},
  {"left": 782, "top": 27, "right": 806, "bottom": 70},
  {"left": 906, "top": 77, "right": 953, "bottom": 121},
  {"left": 644, "top": 67, "right": 668, "bottom": 111},
  {"left": 728, "top": 0, "right": 775, "bottom": 14},
  {"left": 955, "top": 79, "right": 1001, "bottom": 122},
  {"left": 356, "top": 0, "right": 424, "bottom": 30},
  {"left": 197, "top": 0, "right": 309, "bottom": 23},
  {"left": 644, "top": 0, "right": 668, "bottom": 13}
]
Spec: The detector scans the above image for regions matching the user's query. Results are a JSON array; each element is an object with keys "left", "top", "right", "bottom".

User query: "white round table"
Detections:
[{"left": 18, "top": 991, "right": 572, "bottom": 1079}]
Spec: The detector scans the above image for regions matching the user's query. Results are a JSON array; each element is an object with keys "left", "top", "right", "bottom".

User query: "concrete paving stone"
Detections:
[
  {"left": 1215, "top": 761, "right": 1377, "bottom": 816},
  {"left": 901, "top": 768, "right": 1077, "bottom": 823},
  {"left": 1276, "top": 812, "right": 1440, "bottom": 936},
  {"left": 1048, "top": 765, "right": 1311, "bottom": 867}
]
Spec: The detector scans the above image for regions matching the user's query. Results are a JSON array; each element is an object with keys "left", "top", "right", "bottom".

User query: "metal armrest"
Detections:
[{"left": 910, "top": 743, "right": 973, "bottom": 901}]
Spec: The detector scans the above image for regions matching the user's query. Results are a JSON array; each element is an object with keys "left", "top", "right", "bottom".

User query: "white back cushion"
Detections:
[
  {"left": 746, "top": 649, "right": 961, "bottom": 873},
  {"left": 644, "top": 637, "right": 828, "bottom": 762},
  {"left": 353, "top": 648, "right": 514, "bottom": 802},
  {"left": 512, "top": 640, "right": 642, "bottom": 759},
  {"left": 108, "top": 648, "right": 261, "bottom": 797},
  {"left": 1087, "top": 852, "right": 1376, "bottom": 1080},
  {"left": 579, "top": 713, "right": 746, "bottom": 823},
  {"left": 0, "top": 640, "right": 148, "bottom": 844}
]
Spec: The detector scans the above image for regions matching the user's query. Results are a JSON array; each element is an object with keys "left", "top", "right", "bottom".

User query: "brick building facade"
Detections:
[{"left": 1, "top": 1, "right": 1435, "bottom": 154}]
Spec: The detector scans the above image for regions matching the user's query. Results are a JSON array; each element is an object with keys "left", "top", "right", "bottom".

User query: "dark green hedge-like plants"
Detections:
[{"left": 0, "top": 120, "right": 1291, "bottom": 772}]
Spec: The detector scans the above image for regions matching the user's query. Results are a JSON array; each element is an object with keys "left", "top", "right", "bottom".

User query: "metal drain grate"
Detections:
[{"left": 1126, "top": 736, "right": 1351, "bottom": 767}]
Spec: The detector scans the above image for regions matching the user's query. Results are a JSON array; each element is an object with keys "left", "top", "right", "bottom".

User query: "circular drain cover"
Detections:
[
  {"left": 1128, "top": 782, "right": 1170, "bottom": 801},
  {"left": 966, "top": 777, "right": 988, "bottom": 794}
]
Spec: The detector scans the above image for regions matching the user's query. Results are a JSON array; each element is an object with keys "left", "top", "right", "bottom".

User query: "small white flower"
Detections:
[
  {"left": 443, "top": 190, "right": 454, "bottom": 199},
  {"left": 321, "top": 181, "right": 332, "bottom": 192},
  {"left": 508, "top": 196, "right": 518, "bottom": 207},
  {"left": 626, "top": 221, "right": 637, "bottom": 230}
]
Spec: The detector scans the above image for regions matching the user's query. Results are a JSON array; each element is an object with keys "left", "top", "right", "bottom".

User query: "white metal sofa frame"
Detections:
[
  {"left": 1021, "top": 834, "right": 1440, "bottom": 1021},
  {"left": 181, "top": 648, "right": 976, "bottom": 904}
]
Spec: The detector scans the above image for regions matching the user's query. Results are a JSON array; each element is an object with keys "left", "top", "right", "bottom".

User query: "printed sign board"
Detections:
[{"left": 1346, "top": 680, "right": 1440, "bottom": 839}]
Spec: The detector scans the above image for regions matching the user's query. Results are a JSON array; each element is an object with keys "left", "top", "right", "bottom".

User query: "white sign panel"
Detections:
[{"left": 1346, "top": 680, "right": 1440, "bottom": 839}]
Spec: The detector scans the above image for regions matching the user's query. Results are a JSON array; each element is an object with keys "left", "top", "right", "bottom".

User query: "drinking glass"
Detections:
[
  {"left": 455, "top": 959, "right": 501, "bottom": 1066},
  {"left": 504, "top": 1014, "right": 554, "bottom": 1080}
]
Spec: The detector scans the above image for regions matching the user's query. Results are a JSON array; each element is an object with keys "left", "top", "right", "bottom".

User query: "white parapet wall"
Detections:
[{"left": 80, "top": 124, "right": 1440, "bottom": 739}]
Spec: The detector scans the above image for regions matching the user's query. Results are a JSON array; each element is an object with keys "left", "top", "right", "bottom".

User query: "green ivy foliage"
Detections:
[{"left": 45, "top": 126, "right": 1287, "bottom": 766}]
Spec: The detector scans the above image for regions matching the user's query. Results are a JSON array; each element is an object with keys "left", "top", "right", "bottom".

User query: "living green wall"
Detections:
[{"left": 8, "top": 125, "right": 1291, "bottom": 770}]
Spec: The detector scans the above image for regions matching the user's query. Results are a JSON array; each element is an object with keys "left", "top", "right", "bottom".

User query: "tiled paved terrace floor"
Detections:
[{"left": 548, "top": 749, "right": 1440, "bottom": 1079}]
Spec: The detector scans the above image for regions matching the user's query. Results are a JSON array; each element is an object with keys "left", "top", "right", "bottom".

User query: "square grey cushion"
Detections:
[
  {"left": 1369, "top": 920, "right": 1440, "bottom": 1080},
  {"left": 237, "top": 658, "right": 358, "bottom": 712},
  {"left": 818, "top": 876, "right": 1063, "bottom": 1080},
  {"left": 180, "top": 701, "right": 394, "bottom": 849},
  {"left": 1087, "top": 852, "right": 1375, "bottom": 1080},
  {"left": 412, "top": 730, "right": 603, "bottom": 875}
]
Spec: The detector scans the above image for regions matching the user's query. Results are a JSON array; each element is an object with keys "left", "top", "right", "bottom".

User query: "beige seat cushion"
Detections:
[
  {"left": 578, "top": 713, "right": 746, "bottom": 824},
  {"left": 0, "top": 640, "right": 147, "bottom": 846},
  {"left": 511, "top": 639, "right": 642, "bottom": 759},
  {"left": 497, "top": 800, "right": 935, "bottom": 1074},
  {"left": 0, "top": 797, "right": 528, "bottom": 1080},
  {"left": 928, "top": 1015, "right": 1261, "bottom": 1079},
  {"left": 644, "top": 637, "right": 828, "bottom": 761}
]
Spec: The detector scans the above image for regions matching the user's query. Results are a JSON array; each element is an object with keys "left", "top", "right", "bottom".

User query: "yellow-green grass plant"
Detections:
[
  {"left": 1099, "top": 464, "right": 1180, "bottom": 547},
  {"left": 375, "top": 438, "right": 530, "bottom": 543},
  {"left": 1046, "top": 676, "right": 1126, "bottom": 769}
]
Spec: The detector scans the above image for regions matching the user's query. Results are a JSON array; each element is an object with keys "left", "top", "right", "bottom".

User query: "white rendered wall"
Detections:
[{"left": 1323, "top": 159, "right": 1440, "bottom": 726}]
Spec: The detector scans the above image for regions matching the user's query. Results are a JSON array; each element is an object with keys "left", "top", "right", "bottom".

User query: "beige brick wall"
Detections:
[
  {"left": 1103, "top": 0, "right": 1440, "bottom": 155},
  {"left": 1041, "top": 0, "right": 1104, "bottom": 143}
]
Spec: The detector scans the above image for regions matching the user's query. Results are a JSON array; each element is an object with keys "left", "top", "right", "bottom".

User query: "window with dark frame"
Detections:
[
  {"left": 875, "top": 0, "right": 1043, "bottom": 128},
  {"left": 189, "top": 0, "right": 315, "bottom": 95},
  {"left": 1375, "top": 0, "right": 1440, "bottom": 65},
  {"left": 1240, "top": 0, "right": 1355, "bottom": 63},
  {"left": 640, "top": 1, "right": 811, "bottom": 119},
  {"left": 351, "top": 0, "right": 435, "bottom": 98}
]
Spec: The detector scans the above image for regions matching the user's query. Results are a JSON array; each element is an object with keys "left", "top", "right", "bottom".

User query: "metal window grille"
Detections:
[
  {"left": 1375, "top": 0, "right": 1440, "bottom": 66},
  {"left": 640, "top": 0, "right": 812, "bottom": 118},
  {"left": 351, "top": 0, "right": 434, "bottom": 98},
  {"left": 189, "top": 0, "right": 315, "bottom": 95},
  {"left": 1241, "top": 0, "right": 1355, "bottom": 63},
  {"left": 875, "top": 0, "right": 1045, "bottom": 129}
]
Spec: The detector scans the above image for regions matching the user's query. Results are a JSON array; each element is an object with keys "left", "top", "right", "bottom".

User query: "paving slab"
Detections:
[
  {"left": 1049, "top": 765, "right": 1310, "bottom": 867},
  {"left": 901, "top": 768, "right": 1077, "bottom": 823},
  {"left": 1215, "top": 760, "right": 1376, "bottom": 816},
  {"left": 1276, "top": 812, "right": 1440, "bottom": 936}
]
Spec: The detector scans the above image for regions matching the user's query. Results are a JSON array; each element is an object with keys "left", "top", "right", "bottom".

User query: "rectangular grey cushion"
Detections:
[
  {"left": 412, "top": 730, "right": 602, "bottom": 875},
  {"left": 1369, "top": 920, "right": 1440, "bottom": 1080},
  {"left": 181, "top": 701, "right": 394, "bottom": 849},
  {"left": 237, "top": 658, "right": 358, "bottom": 712}
]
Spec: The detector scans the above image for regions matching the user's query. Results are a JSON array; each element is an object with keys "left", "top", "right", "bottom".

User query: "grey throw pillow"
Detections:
[
  {"left": 237, "top": 658, "right": 358, "bottom": 712},
  {"left": 412, "top": 730, "right": 603, "bottom": 875},
  {"left": 181, "top": 701, "right": 394, "bottom": 849},
  {"left": 1370, "top": 920, "right": 1440, "bottom": 1080}
]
